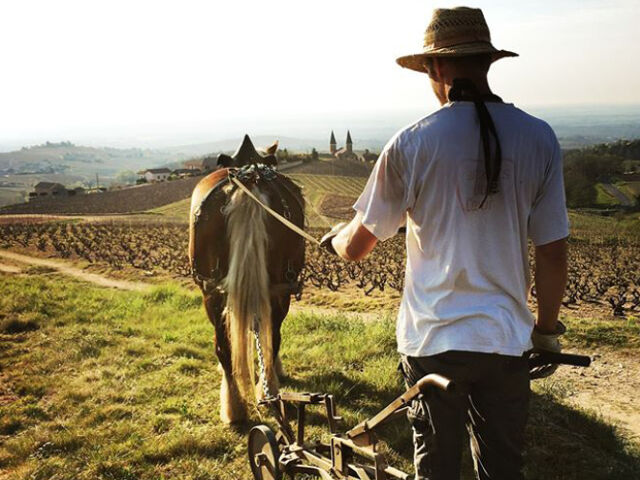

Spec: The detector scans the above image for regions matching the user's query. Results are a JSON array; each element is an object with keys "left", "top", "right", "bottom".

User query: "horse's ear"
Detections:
[
  {"left": 263, "top": 154, "right": 277, "bottom": 166},
  {"left": 217, "top": 153, "right": 232, "bottom": 167},
  {"left": 265, "top": 141, "right": 278, "bottom": 156}
]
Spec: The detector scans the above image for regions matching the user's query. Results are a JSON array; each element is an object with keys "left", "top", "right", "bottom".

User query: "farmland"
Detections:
[
  {"left": 1, "top": 274, "right": 639, "bottom": 480},
  {"left": 0, "top": 157, "right": 372, "bottom": 219},
  {"left": 0, "top": 176, "right": 206, "bottom": 216},
  {"left": 148, "top": 173, "right": 368, "bottom": 226},
  {"left": 1, "top": 161, "right": 640, "bottom": 479}
]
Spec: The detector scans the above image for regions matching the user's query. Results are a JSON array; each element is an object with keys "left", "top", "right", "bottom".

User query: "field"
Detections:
[
  {"left": 0, "top": 157, "right": 372, "bottom": 217},
  {"left": 0, "top": 211, "right": 638, "bottom": 316},
  {"left": 148, "top": 172, "right": 368, "bottom": 227},
  {"left": 1, "top": 275, "right": 640, "bottom": 480},
  {"left": 1, "top": 162, "right": 640, "bottom": 479},
  {"left": 0, "top": 190, "right": 26, "bottom": 210},
  {"left": 0, "top": 176, "right": 205, "bottom": 216}
]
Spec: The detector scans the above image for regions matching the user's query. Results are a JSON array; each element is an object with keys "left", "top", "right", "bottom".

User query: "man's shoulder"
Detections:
[
  {"left": 502, "top": 104, "right": 556, "bottom": 137},
  {"left": 385, "top": 109, "right": 445, "bottom": 153},
  {"left": 385, "top": 103, "right": 559, "bottom": 156}
]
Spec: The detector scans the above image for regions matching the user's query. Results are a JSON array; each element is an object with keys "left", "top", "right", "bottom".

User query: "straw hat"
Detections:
[{"left": 396, "top": 7, "right": 518, "bottom": 74}]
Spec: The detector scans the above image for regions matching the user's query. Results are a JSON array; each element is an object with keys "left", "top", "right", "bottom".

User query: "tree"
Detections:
[{"left": 114, "top": 170, "right": 138, "bottom": 186}]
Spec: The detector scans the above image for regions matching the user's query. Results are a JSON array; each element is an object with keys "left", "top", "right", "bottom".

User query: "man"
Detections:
[{"left": 320, "top": 7, "right": 568, "bottom": 480}]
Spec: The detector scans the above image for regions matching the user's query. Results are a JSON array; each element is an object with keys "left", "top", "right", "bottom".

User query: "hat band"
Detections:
[{"left": 425, "top": 32, "right": 490, "bottom": 50}]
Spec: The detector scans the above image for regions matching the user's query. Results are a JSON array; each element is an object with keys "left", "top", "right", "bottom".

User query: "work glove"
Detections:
[
  {"left": 319, "top": 222, "right": 347, "bottom": 256},
  {"left": 528, "top": 321, "right": 566, "bottom": 379}
]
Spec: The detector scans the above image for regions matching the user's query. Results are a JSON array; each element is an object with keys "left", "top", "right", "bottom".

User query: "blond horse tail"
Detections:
[{"left": 222, "top": 186, "right": 273, "bottom": 407}]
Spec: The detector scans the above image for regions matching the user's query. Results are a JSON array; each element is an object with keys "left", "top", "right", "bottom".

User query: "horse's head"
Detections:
[{"left": 217, "top": 135, "right": 278, "bottom": 168}]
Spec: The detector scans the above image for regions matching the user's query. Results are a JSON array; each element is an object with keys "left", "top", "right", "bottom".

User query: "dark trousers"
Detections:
[{"left": 400, "top": 351, "right": 530, "bottom": 480}]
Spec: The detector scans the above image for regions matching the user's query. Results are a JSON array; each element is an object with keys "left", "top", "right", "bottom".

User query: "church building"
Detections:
[{"left": 330, "top": 130, "right": 357, "bottom": 160}]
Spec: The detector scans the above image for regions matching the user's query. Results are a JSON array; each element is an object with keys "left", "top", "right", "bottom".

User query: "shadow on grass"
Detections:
[
  {"left": 279, "top": 372, "right": 640, "bottom": 479},
  {"left": 282, "top": 370, "right": 402, "bottom": 416}
]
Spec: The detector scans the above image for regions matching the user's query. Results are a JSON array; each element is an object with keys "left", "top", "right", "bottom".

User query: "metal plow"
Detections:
[{"left": 248, "top": 352, "right": 590, "bottom": 480}]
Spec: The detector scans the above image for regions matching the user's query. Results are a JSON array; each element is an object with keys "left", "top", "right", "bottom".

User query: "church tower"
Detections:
[
  {"left": 346, "top": 130, "right": 353, "bottom": 154},
  {"left": 330, "top": 131, "right": 337, "bottom": 154}
]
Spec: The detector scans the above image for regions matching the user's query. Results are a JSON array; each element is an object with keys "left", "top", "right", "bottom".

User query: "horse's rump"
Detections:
[{"left": 189, "top": 165, "right": 305, "bottom": 410}]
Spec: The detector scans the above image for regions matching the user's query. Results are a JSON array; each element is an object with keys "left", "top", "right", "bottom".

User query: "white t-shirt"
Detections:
[{"left": 353, "top": 101, "right": 569, "bottom": 358}]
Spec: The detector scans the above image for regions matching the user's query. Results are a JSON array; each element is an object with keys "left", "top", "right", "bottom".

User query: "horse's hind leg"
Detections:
[
  {"left": 203, "top": 292, "right": 246, "bottom": 424},
  {"left": 271, "top": 294, "right": 291, "bottom": 378}
]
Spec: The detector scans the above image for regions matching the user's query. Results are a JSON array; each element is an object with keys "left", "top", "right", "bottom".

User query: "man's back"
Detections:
[{"left": 354, "top": 101, "right": 569, "bottom": 357}]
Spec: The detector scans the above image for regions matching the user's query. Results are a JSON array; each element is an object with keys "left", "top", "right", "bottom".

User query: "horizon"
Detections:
[
  {"left": 1, "top": 103, "right": 639, "bottom": 153},
  {"left": 1, "top": 0, "right": 639, "bottom": 151}
]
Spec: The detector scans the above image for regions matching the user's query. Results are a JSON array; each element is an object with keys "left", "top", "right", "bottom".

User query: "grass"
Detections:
[
  {"left": 595, "top": 183, "right": 622, "bottom": 206},
  {"left": 149, "top": 198, "right": 191, "bottom": 220},
  {"left": 568, "top": 211, "right": 640, "bottom": 239},
  {"left": 563, "top": 315, "right": 640, "bottom": 348},
  {"left": 1, "top": 274, "right": 640, "bottom": 479}
]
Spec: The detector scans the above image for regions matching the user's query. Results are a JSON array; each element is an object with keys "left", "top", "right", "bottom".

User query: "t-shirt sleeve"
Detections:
[
  {"left": 353, "top": 139, "right": 409, "bottom": 241},
  {"left": 528, "top": 132, "right": 570, "bottom": 246}
]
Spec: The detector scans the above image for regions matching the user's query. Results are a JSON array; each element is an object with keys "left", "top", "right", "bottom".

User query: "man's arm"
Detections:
[
  {"left": 533, "top": 237, "right": 567, "bottom": 333},
  {"left": 331, "top": 213, "right": 378, "bottom": 262}
]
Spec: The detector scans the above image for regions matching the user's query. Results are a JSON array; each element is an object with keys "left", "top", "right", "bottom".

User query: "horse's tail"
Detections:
[{"left": 222, "top": 185, "right": 273, "bottom": 407}]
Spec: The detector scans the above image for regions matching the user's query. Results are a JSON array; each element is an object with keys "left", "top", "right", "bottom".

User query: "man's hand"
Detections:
[
  {"left": 529, "top": 236, "right": 567, "bottom": 380},
  {"left": 320, "top": 213, "right": 378, "bottom": 261},
  {"left": 529, "top": 321, "right": 566, "bottom": 379},
  {"left": 320, "top": 222, "right": 347, "bottom": 256}
]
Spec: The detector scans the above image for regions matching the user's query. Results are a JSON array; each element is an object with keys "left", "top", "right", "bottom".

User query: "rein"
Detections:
[
  {"left": 227, "top": 169, "right": 321, "bottom": 246},
  {"left": 191, "top": 164, "right": 312, "bottom": 298}
]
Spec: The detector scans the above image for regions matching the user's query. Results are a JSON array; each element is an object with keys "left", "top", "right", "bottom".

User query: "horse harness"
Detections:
[{"left": 190, "top": 163, "right": 305, "bottom": 300}]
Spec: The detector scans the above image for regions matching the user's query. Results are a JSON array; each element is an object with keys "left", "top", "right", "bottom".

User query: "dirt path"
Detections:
[
  {"left": 0, "top": 262, "right": 21, "bottom": 273},
  {"left": 555, "top": 347, "right": 640, "bottom": 443},
  {"left": 0, "top": 250, "right": 149, "bottom": 291}
]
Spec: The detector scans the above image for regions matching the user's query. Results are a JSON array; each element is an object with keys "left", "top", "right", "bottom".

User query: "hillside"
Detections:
[
  {"left": 149, "top": 173, "right": 368, "bottom": 227},
  {"left": 0, "top": 142, "right": 196, "bottom": 179},
  {"left": 0, "top": 158, "right": 372, "bottom": 218},
  {"left": 0, "top": 175, "right": 204, "bottom": 215}
]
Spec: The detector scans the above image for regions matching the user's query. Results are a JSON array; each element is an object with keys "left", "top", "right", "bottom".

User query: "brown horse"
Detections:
[{"left": 189, "top": 135, "right": 305, "bottom": 423}]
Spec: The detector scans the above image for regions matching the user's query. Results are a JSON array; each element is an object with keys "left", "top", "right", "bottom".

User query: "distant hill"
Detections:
[{"left": 0, "top": 141, "right": 199, "bottom": 180}]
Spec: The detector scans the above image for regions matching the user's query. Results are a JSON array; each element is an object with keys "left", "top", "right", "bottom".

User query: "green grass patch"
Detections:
[
  {"left": 563, "top": 315, "right": 640, "bottom": 348},
  {"left": 149, "top": 198, "right": 191, "bottom": 219},
  {"left": 595, "top": 183, "right": 622, "bottom": 206},
  {"left": 0, "top": 274, "right": 639, "bottom": 479}
]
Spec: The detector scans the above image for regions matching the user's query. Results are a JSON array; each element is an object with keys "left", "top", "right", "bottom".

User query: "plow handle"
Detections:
[
  {"left": 528, "top": 351, "right": 591, "bottom": 368},
  {"left": 417, "top": 373, "right": 455, "bottom": 394}
]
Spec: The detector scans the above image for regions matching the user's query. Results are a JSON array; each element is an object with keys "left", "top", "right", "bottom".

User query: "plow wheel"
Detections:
[{"left": 248, "top": 425, "right": 282, "bottom": 480}]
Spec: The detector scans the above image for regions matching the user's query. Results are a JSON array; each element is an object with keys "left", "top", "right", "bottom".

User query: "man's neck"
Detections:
[{"left": 440, "top": 77, "right": 493, "bottom": 104}]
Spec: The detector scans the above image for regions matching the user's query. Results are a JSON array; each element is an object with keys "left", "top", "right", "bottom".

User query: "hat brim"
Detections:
[{"left": 396, "top": 43, "right": 518, "bottom": 74}]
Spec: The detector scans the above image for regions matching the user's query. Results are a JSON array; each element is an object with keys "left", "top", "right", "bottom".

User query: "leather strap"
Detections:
[{"left": 228, "top": 172, "right": 321, "bottom": 246}]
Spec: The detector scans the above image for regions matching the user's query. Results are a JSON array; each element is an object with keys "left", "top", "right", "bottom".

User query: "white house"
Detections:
[{"left": 143, "top": 168, "right": 171, "bottom": 183}]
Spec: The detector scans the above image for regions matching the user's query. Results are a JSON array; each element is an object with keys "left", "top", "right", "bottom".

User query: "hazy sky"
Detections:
[{"left": 1, "top": 0, "right": 639, "bottom": 146}]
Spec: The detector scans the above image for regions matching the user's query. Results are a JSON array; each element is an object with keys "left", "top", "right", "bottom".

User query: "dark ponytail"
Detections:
[{"left": 448, "top": 78, "right": 502, "bottom": 208}]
